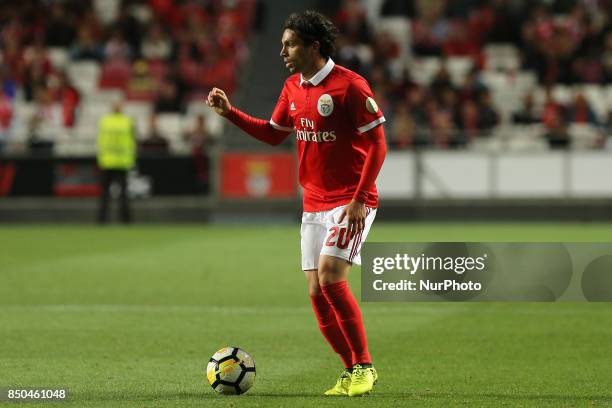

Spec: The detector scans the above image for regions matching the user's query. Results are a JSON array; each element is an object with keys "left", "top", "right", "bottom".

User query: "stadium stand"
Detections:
[
  {"left": 0, "top": 0, "right": 611, "bottom": 223},
  {"left": 324, "top": 0, "right": 611, "bottom": 151},
  {"left": 0, "top": 0, "right": 609, "bottom": 156},
  {"left": 0, "top": 0, "right": 257, "bottom": 155}
]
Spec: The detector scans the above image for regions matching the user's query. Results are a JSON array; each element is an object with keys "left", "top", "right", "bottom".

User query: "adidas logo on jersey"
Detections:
[{"left": 290, "top": 102, "right": 296, "bottom": 111}]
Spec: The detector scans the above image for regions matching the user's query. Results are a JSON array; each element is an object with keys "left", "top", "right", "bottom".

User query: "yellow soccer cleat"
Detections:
[
  {"left": 369, "top": 366, "right": 378, "bottom": 385},
  {"left": 348, "top": 364, "right": 377, "bottom": 397},
  {"left": 324, "top": 370, "right": 352, "bottom": 396}
]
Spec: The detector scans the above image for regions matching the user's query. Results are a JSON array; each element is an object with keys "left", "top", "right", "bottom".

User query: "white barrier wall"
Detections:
[
  {"left": 570, "top": 153, "right": 612, "bottom": 197},
  {"left": 377, "top": 152, "right": 414, "bottom": 198},
  {"left": 422, "top": 152, "right": 490, "bottom": 198},
  {"left": 496, "top": 153, "right": 565, "bottom": 198},
  {"left": 377, "top": 151, "right": 612, "bottom": 199}
]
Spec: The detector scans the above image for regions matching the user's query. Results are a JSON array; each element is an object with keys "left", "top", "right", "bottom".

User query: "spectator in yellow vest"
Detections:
[{"left": 96, "top": 100, "right": 136, "bottom": 223}]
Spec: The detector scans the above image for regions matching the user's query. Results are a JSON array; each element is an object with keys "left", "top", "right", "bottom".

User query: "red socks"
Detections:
[
  {"left": 320, "top": 281, "right": 371, "bottom": 365},
  {"left": 310, "top": 293, "right": 353, "bottom": 368}
]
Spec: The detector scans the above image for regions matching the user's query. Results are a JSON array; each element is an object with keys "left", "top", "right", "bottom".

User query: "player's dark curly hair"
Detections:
[{"left": 284, "top": 11, "right": 339, "bottom": 59}]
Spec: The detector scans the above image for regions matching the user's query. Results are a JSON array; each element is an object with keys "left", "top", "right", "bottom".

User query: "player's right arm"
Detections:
[{"left": 206, "top": 87, "right": 291, "bottom": 146}]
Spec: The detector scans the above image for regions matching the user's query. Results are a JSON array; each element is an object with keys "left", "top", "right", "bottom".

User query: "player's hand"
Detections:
[
  {"left": 206, "top": 87, "right": 232, "bottom": 116},
  {"left": 338, "top": 199, "right": 366, "bottom": 240}
]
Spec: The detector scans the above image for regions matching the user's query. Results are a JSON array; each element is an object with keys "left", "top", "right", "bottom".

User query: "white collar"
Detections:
[{"left": 300, "top": 58, "right": 335, "bottom": 87}]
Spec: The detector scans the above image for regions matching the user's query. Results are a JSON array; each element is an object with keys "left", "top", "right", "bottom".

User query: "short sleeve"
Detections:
[
  {"left": 270, "top": 82, "right": 294, "bottom": 132},
  {"left": 346, "top": 78, "right": 386, "bottom": 133}
]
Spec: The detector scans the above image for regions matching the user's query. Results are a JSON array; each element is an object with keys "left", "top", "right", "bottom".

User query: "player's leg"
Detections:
[
  {"left": 301, "top": 212, "right": 353, "bottom": 395},
  {"left": 305, "top": 269, "right": 351, "bottom": 368},
  {"left": 304, "top": 269, "right": 353, "bottom": 395},
  {"left": 318, "top": 206, "right": 378, "bottom": 396},
  {"left": 318, "top": 256, "right": 370, "bottom": 365}
]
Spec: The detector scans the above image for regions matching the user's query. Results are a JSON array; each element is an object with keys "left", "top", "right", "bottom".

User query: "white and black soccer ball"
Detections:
[{"left": 206, "top": 346, "right": 256, "bottom": 395}]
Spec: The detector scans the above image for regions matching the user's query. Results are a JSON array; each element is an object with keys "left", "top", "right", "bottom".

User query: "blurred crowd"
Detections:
[
  {"left": 324, "top": 0, "right": 612, "bottom": 149},
  {"left": 0, "top": 0, "right": 259, "bottom": 152},
  {"left": 0, "top": 0, "right": 611, "bottom": 153}
]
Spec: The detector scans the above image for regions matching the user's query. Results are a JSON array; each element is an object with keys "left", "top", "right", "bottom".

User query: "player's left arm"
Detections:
[
  {"left": 339, "top": 78, "right": 387, "bottom": 239},
  {"left": 339, "top": 124, "right": 387, "bottom": 239}
]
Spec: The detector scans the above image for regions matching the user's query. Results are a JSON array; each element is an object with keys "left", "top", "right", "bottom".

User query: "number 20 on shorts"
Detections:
[{"left": 325, "top": 227, "right": 351, "bottom": 249}]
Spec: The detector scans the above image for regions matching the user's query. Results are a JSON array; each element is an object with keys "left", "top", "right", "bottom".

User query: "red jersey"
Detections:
[{"left": 269, "top": 59, "right": 386, "bottom": 212}]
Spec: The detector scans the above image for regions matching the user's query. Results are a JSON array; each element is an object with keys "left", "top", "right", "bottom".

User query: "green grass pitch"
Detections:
[{"left": 1, "top": 223, "right": 612, "bottom": 407}]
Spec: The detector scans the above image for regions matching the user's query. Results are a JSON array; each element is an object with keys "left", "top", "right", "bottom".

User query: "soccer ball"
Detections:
[{"left": 206, "top": 346, "right": 256, "bottom": 395}]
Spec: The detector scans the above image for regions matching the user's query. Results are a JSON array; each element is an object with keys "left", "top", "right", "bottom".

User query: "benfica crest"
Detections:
[{"left": 317, "top": 94, "right": 334, "bottom": 117}]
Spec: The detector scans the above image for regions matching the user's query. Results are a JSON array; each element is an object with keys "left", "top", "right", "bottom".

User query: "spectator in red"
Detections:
[
  {"left": 217, "top": 3, "right": 249, "bottom": 59},
  {"left": 603, "top": 32, "right": 612, "bottom": 82},
  {"left": 1, "top": 36, "right": 25, "bottom": 84},
  {"left": 50, "top": 71, "right": 80, "bottom": 128},
  {"left": 458, "top": 99, "right": 479, "bottom": 141},
  {"left": 543, "top": 111, "right": 571, "bottom": 149},
  {"left": 466, "top": 0, "right": 496, "bottom": 45},
  {"left": 218, "top": 1, "right": 249, "bottom": 49},
  {"left": 334, "top": 0, "right": 371, "bottom": 44},
  {"left": 1, "top": 16, "right": 23, "bottom": 45},
  {"left": 200, "top": 52, "right": 237, "bottom": 95},
  {"left": 183, "top": 113, "right": 213, "bottom": 191},
  {"left": 0, "top": 93, "right": 13, "bottom": 151},
  {"left": 567, "top": 92, "right": 599, "bottom": 126},
  {"left": 149, "top": 0, "right": 187, "bottom": 29},
  {"left": 443, "top": 22, "right": 480, "bottom": 59},
  {"left": 523, "top": 4, "right": 554, "bottom": 47},
  {"left": 541, "top": 87, "right": 566, "bottom": 129},
  {"left": 538, "top": 87, "right": 570, "bottom": 149}
]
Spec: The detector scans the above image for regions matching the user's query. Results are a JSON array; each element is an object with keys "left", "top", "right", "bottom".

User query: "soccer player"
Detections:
[{"left": 206, "top": 10, "right": 386, "bottom": 397}]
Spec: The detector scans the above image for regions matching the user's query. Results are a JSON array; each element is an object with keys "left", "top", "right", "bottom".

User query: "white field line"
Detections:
[{"left": 0, "top": 304, "right": 465, "bottom": 315}]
